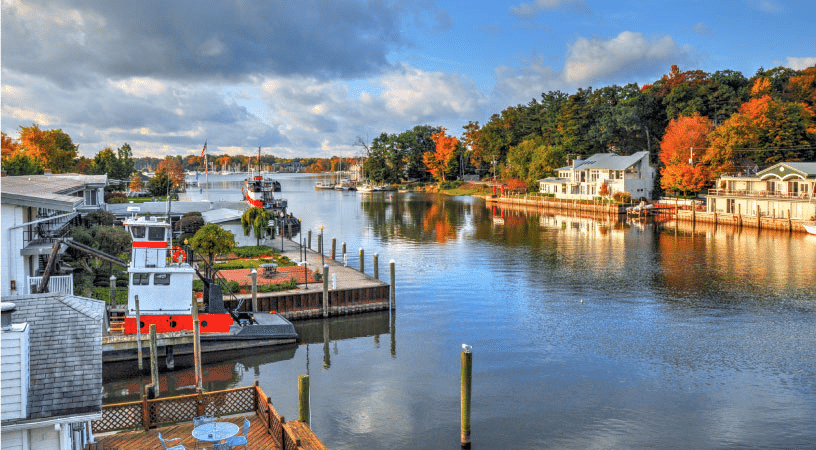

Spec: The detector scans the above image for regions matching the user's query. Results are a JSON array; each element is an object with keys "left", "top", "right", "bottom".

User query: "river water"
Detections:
[{"left": 104, "top": 173, "right": 816, "bottom": 449}]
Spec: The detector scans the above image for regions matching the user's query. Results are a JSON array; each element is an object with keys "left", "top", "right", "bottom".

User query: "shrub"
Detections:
[
  {"left": 233, "top": 246, "right": 277, "bottom": 258},
  {"left": 612, "top": 191, "right": 632, "bottom": 204}
]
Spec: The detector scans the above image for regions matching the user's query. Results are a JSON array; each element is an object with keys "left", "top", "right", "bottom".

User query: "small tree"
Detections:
[
  {"left": 241, "top": 207, "right": 273, "bottom": 246},
  {"left": 129, "top": 173, "right": 145, "bottom": 192},
  {"left": 189, "top": 223, "right": 235, "bottom": 266}
]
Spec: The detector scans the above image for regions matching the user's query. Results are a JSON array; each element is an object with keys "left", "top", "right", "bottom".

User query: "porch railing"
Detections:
[
  {"left": 707, "top": 188, "right": 814, "bottom": 201},
  {"left": 26, "top": 275, "right": 73, "bottom": 295}
]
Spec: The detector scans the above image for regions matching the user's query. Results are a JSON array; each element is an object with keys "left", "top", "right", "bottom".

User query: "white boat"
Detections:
[
  {"left": 357, "top": 183, "right": 374, "bottom": 193},
  {"left": 804, "top": 224, "right": 816, "bottom": 235},
  {"left": 314, "top": 181, "right": 334, "bottom": 190}
]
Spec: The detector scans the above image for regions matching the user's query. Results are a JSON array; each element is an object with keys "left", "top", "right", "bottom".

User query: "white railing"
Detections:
[{"left": 26, "top": 275, "right": 73, "bottom": 295}]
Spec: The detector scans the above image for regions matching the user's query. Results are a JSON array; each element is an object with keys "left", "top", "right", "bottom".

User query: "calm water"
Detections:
[{"left": 104, "top": 173, "right": 816, "bottom": 449}]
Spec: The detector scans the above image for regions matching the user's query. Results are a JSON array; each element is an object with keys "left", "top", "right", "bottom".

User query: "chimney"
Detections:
[{"left": 1, "top": 302, "right": 15, "bottom": 330}]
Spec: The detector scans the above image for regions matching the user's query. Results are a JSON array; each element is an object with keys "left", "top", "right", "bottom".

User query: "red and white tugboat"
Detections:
[
  {"left": 120, "top": 209, "right": 298, "bottom": 345},
  {"left": 122, "top": 213, "right": 233, "bottom": 334},
  {"left": 242, "top": 147, "right": 300, "bottom": 235}
]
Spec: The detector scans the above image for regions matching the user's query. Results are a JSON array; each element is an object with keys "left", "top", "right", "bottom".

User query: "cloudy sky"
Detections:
[{"left": 2, "top": 0, "right": 815, "bottom": 159}]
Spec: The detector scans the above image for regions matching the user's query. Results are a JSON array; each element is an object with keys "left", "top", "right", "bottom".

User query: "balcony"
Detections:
[
  {"left": 707, "top": 188, "right": 814, "bottom": 201},
  {"left": 26, "top": 275, "right": 73, "bottom": 295}
]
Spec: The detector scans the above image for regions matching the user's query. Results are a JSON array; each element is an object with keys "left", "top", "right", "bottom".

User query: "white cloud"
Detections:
[
  {"left": 786, "top": 57, "right": 816, "bottom": 70},
  {"left": 693, "top": 22, "right": 715, "bottom": 37},
  {"left": 564, "top": 31, "right": 691, "bottom": 84},
  {"left": 377, "top": 64, "right": 488, "bottom": 123}
]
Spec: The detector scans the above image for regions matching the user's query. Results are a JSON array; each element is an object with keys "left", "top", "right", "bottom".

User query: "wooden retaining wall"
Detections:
[
  {"left": 675, "top": 210, "right": 811, "bottom": 233},
  {"left": 485, "top": 195, "right": 627, "bottom": 214},
  {"left": 224, "top": 285, "right": 391, "bottom": 320}
]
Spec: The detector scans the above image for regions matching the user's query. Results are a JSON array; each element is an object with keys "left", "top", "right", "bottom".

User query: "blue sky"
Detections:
[{"left": 2, "top": 0, "right": 814, "bottom": 159}]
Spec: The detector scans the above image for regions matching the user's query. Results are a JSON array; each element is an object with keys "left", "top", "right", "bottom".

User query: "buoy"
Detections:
[{"left": 171, "top": 246, "right": 186, "bottom": 263}]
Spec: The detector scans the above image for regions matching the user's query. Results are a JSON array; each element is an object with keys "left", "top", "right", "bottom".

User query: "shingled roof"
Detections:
[{"left": 5, "top": 293, "right": 104, "bottom": 423}]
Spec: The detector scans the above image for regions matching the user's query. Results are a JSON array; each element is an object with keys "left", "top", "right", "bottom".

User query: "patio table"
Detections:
[{"left": 192, "top": 421, "right": 239, "bottom": 444}]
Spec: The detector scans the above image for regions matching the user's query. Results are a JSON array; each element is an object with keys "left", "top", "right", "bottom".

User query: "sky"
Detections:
[{"left": 2, "top": 0, "right": 815, "bottom": 160}]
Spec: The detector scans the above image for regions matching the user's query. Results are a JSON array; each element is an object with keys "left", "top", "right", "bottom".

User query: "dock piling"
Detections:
[
  {"left": 323, "top": 264, "right": 329, "bottom": 318},
  {"left": 390, "top": 260, "right": 396, "bottom": 311},
  {"left": 373, "top": 253, "right": 379, "bottom": 280},
  {"left": 308, "top": 230, "right": 312, "bottom": 249},
  {"left": 135, "top": 295, "right": 143, "bottom": 370},
  {"left": 331, "top": 238, "right": 336, "bottom": 260},
  {"left": 298, "top": 374, "right": 310, "bottom": 425},
  {"left": 359, "top": 248, "right": 364, "bottom": 273},
  {"left": 461, "top": 346, "right": 472, "bottom": 449},
  {"left": 149, "top": 324, "right": 159, "bottom": 397},
  {"left": 251, "top": 269, "right": 258, "bottom": 312}
]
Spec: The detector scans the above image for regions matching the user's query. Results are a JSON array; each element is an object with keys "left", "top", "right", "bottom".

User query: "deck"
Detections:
[{"left": 95, "top": 414, "right": 279, "bottom": 449}]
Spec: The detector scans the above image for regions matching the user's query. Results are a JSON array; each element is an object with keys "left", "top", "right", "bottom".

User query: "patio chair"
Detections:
[
  {"left": 224, "top": 418, "right": 250, "bottom": 449},
  {"left": 157, "top": 432, "right": 186, "bottom": 450},
  {"left": 212, "top": 443, "right": 231, "bottom": 450},
  {"left": 193, "top": 414, "right": 215, "bottom": 428}
]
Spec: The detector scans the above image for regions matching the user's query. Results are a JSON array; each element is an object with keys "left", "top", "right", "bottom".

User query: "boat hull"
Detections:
[
  {"left": 805, "top": 224, "right": 816, "bottom": 235},
  {"left": 124, "top": 313, "right": 233, "bottom": 334}
]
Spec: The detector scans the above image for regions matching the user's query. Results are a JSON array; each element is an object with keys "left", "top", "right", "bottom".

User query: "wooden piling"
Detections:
[
  {"left": 323, "top": 264, "right": 329, "bottom": 318},
  {"left": 390, "top": 260, "right": 396, "bottom": 311},
  {"left": 149, "top": 324, "right": 159, "bottom": 397},
  {"left": 331, "top": 238, "right": 336, "bottom": 260},
  {"left": 298, "top": 374, "right": 310, "bottom": 425},
  {"left": 135, "top": 295, "right": 143, "bottom": 371},
  {"left": 192, "top": 296, "right": 202, "bottom": 391},
  {"left": 109, "top": 275, "right": 117, "bottom": 309},
  {"left": 308, "top": 230, "right": 312, "bottom": 249},
  {"left": 461, "top": 348, "right": 472, "bottom": 449},
  {"left": 373, "top": 253, "right": 379, "bottom": 280},
  {"left": 251, "top": 269, "right": 258, "bottom": 312},
  {"left": 359, "top": 248, "right": 364, "bottom": 273}
]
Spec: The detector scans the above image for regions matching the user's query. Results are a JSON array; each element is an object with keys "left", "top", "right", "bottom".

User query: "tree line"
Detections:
[{"left": 3, "top": 64, "right": 814, "bottom": 197}]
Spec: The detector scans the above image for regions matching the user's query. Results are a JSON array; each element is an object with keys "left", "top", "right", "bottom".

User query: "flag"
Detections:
[{"left": 200, "top": 140, "right": 207, "bottom": 157}]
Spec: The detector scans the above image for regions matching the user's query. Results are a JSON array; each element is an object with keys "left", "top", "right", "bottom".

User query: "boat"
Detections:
[
  {"left": 357, "top": 183, "right": 374, "bottom": 193},
  {"left": 242, "top": 147, "right": 300, "bottom": 235},
  {"left": 120, "top": 209, "right": 297, "bottom": 342},
  {"left": 314, "top": 181, "right": 334, "bottom": 190},
  {"left": 805, "top": 224, "right": 816, "bottom": 235}
]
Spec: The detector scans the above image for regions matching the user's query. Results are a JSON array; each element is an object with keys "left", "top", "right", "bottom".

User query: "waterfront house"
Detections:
[
  {"left": 538, "top": 151, "right": 656, "bottom": 201},
  {"left": 1, "top": 174, "right": 108, "bottom": 297},
  {"left": 705, "top": 161, "right": 816, "bottom": 221},
  {"left": 1, "top": 294, "right": 104, "bottom": 450}
]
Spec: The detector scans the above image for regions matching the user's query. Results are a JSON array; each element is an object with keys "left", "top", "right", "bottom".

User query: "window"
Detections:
[
  {"left": 131, "top": 226, "right": 145, "bottom": 239},
  {"left": 154, "top": 273, "right": 171, "bottom": 285},
  {"left": 133, "top": 273, "right": 150, "bottom": 285},
  {"left": 148, "top": 226, "right": 165, "bottom": 241},
  {"left": 85, "top": 190, "right": 98, "bottom": 206}
]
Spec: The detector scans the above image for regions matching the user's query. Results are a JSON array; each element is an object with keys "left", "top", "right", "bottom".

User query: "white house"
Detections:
[
  {"left": 1, "top": 294, "right": 104, "bottom": 450},
  {"left": 1, "top": 174, "right": 108, "bottom": 297},
  {"left": 538, "top": 151, "right": 656, "bottom": 201},
  {"left": 706, "top": 161, "right": 816, "bottom": 220}
]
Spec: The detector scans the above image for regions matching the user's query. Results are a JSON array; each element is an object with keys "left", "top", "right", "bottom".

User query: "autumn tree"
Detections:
[
  {"left": 659, "top": 113, "right": 713, "bottom": 195},
  {"left": 16, "top": 125, "right": 77, "bottom": 173},
  {"left": 424, "top": 128, "right": 459, "bottom": 182},
  {"left": 129, "top": 173, "right": 145, "bottom": 192},
  {"left": 707, "top": 95, "right": 816, "bottom": 167},
  {"left": 217, "top": 155, "right": 231, "bottom": 171},
  {"left": 156, "top": 157, "right": 185, "bottom": 188}
]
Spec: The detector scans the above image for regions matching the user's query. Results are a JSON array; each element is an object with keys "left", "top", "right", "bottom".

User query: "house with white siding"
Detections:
[
  {"left": 538, "top": 151, "right": 656, "bottom": 201},
  {"left": 1, "top": 174, "right": 108, "bottom": 297},
  {"left": 706, "top": 161, "right": 816, "bottom": 221},
  {"left": 1, "top": 294, "right": 104, "bottom": 450}
]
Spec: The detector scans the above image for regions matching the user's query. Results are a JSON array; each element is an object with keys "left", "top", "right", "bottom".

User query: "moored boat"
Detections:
[
  {"left": 120, "top": 209, "right": 297, "bottom": 342},
  {"left": 805, "top": 224, "right": 816, "bottom": 235}
]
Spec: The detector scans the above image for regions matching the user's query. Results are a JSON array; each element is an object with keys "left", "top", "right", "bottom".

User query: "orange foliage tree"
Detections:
[
  {"left": 14, "top": 125, "right": 77, "bottom": 173},
  {"left": 659, "top": 113, "right": 713, "bottom": 195},
  {"left": 424, "top": 127, "right": 459, "bottom": 182},
  {"left": 157, "top": 157, "right": 185, "bottom": 188},
  {"left": 707, "top": 95, "right": 816, "bottom": 166}
]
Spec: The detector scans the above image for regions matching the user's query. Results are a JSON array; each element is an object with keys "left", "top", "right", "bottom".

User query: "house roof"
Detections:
[
  {"left": 0, "top": 176, "right": 84, "bottom": 211},
  {"left": 569, "top": 151, "right": 650, "bottom": 171},
  {"left": 202, "top": 208, "right": 244, "bottom": 224},
  {"left": 4, "top": 293, "right": 104, "bottom": 423},
  {"left": 757, "top": 162, "right": 816, "bottom": 179}
]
